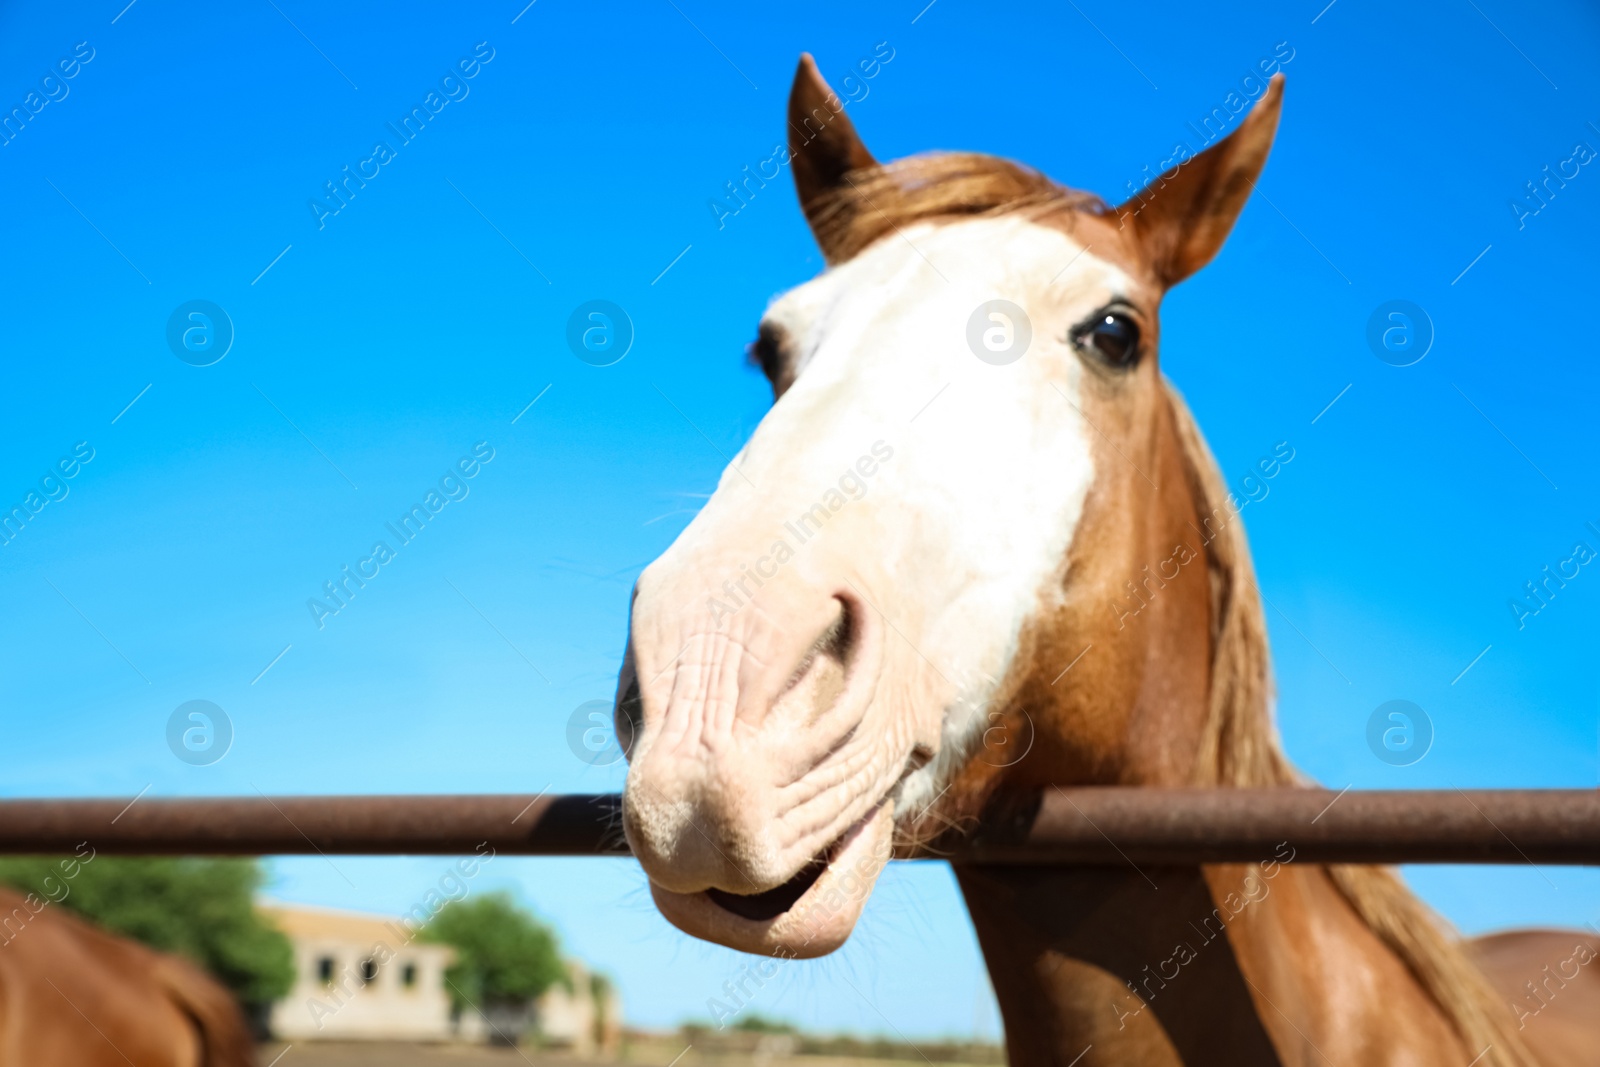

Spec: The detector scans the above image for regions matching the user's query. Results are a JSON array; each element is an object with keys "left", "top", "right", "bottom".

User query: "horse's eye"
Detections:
[
  {"left": 1078, "top": 312, "right": 1141, "bottom": 368},
  {"left": 747, "top": 322, "right": 785, "bottom": 382}
]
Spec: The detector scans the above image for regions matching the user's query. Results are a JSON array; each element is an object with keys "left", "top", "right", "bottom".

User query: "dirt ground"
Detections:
[
  {"left": 259, "top": 1041, "right": 997, "bottom": 1067},
  {"left": 260, "top": 1046, "right": 564, "bottom": 1067},
  {"left": 261, "top": 1044, "right": 642, "bottom": 1067}
]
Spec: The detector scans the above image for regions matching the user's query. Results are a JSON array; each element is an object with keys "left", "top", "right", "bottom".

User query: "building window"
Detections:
[
  {"left": 316, "top": 957, "right": 335, "bottom": 985},
  {"left": 358, "top": 958, "right": 379, "bottom": 984},
  {"left": 401, "top": 962, "right": 418, "bottom": 989}
]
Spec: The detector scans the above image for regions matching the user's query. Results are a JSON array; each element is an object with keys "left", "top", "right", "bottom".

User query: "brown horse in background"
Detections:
[
  {"left": 0, "top": 887, "right": 253, "bottom": 1066},
  {"left": 617, "top": 56, "right": 1600, "bottom": 1065}
]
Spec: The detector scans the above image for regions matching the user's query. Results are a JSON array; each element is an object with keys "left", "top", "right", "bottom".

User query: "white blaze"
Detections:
[{"left": 697, "top": 214, "right": 1130, "bottom": 812}]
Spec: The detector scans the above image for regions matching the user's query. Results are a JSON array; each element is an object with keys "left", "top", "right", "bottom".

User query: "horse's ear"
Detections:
[
  {"left": 788, "top": 53, "right": 876, "bottom": 260},
  {"left": 1120, "top": 74, "right": 1284, "bottom": 286}
]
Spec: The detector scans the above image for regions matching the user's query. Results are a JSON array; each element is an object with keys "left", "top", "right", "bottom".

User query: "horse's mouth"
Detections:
[
  {"left": 706, "top": 853, "right": 830, "bottom": 922},
  {"left": 647, "top": 800, "right": 894, "bottom": 957},
  {"left": 703, "top": 809, "right": 865, "bottom": 922}
]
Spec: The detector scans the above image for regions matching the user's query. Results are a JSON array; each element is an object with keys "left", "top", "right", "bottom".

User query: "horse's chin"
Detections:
[{"left": 648, "top": 801, "right": 894, "bottom": 958}]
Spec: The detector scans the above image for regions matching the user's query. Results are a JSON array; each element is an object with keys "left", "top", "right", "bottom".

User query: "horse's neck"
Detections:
[
  {"left": 956, "top": 864, "right": 1282, "bottom": 1065},
  {"left": 956, "top": 440, "right": 1470, "bottom": 1065},
  {"left": 956, "top": 861, "right": 1468, "bottom": 1066}
]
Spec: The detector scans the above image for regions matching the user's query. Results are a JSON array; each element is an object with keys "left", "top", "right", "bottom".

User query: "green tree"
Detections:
[
  {"left": 736, "top": 1014, "right": 797, "bottom": 1034},
  {"left": 421, "top": 891, "right": 566, "bottom": 1013},
  {"left": 0, "top": 857, "right": 294, "bottom": 1008}
]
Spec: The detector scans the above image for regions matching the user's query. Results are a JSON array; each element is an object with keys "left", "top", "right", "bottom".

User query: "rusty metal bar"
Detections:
[
  {"left": 0, "top": 789, "right": 1593, "bottom": 864},
  {"left": 0, "top": 794, "right": 628, "bottom": 857},
  {"left": 955, "top": 788, "right": 1600, "bottom": 866}
]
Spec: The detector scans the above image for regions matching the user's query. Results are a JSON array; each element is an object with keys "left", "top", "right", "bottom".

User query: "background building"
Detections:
[
  {"left": 263, "top": 902, "right": 620, "bottom": 1049},
  {"left": 264, "top": 903, "right": 457, "bottom": 1041}
]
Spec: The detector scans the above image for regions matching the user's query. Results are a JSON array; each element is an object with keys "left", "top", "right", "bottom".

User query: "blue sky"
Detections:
[{"left": 1, "top": 0, "right": 1597, "bottom": 1040}]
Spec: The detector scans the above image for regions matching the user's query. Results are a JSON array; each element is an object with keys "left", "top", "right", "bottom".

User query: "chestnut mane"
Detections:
[
  {"left": 1170, "top": 381, "right": 1536, "bottom": 1067},
  {"left": 807, "top": 152, "right": 1109, "bottom": 264}
]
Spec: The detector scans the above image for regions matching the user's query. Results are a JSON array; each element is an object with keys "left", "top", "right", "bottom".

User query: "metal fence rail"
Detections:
[{"left": 0, "top": 789, "right": 1594, "bottom": 864}]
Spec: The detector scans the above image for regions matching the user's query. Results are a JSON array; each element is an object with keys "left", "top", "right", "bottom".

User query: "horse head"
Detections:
[{"left": 617, "top": 55, "right": 1284, "bottom": 958}]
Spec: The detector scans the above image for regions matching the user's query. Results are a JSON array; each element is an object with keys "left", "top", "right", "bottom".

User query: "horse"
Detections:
[
  {"left": 614, "top": 55, "right": 1600, "bottom": 1066},
  {"left": 0, "top": 887, "right": 253, "bottom": 1066}
]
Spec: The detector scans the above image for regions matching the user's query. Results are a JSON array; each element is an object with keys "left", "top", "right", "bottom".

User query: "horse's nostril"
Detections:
[
  {"left": 820, "top": 596, "right": 855, "bottom": 665},
  {"left": 770, "top": 599, "right": 862, "bottom": 741},
  {"left": 781, "top": 598, "right": 857, "bottom": 697},
  {"left": 616, "top": 676, "right": 642, "bottom": 758}
]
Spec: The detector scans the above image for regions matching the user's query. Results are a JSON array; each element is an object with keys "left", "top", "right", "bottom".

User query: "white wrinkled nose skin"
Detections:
[{"left": 623, "top": 216, "right": 1120, "bottom": 955}]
